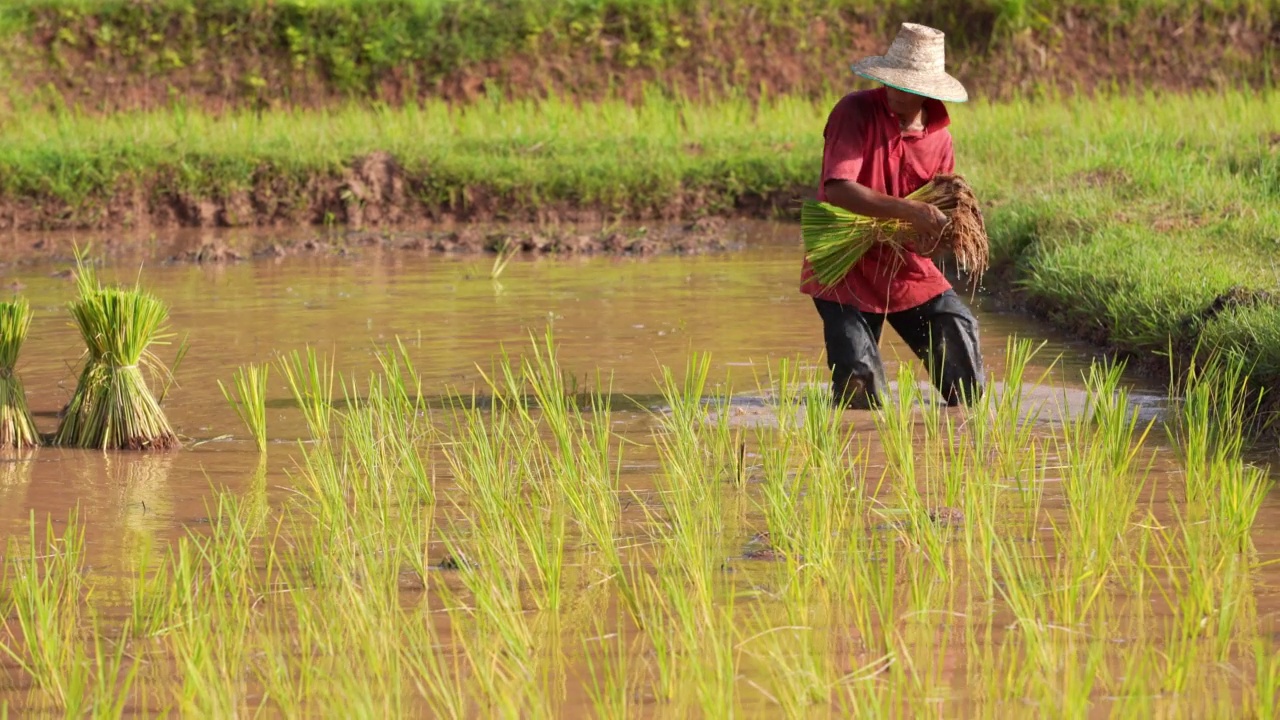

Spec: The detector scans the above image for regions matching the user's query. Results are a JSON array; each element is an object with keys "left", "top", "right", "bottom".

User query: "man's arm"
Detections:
[{"left": 824, "top": 179, "right": 947, "bottom": 239}]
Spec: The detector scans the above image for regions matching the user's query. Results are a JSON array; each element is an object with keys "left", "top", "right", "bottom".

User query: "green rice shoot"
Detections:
[
  {"left": 0, "top": 297, "right": 39, "bottom": 449},
  {"left": 219, "top": 363, "right": 270, "bottom": 452},
  {"left": 54, "top": 253, "right": 179, "bottom": 451},
  {"left": 802, "top": 174, "right": 990, "bottom": 289}
]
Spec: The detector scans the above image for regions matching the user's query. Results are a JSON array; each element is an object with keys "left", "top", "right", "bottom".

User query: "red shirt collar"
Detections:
[{"left": 872, "top": 86, "right": 950, "bottom": 136}]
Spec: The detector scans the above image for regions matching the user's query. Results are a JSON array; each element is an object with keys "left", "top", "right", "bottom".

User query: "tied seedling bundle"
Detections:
[
  {"left": 55, "top": 257, "right": 179, "bottom": 451},
  {"left": 802, "top": 173, "right": 989, "bottom": 288},
  {"left": 0, "top": 298, "right": 39, "bottom": 449}
]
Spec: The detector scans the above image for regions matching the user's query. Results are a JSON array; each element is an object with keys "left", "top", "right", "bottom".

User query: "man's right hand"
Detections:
[{"left": 906, "top": 200, "right": 948, "bottom": 241}]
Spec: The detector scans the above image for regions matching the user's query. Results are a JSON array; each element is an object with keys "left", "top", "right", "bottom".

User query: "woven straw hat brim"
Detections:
[{"left": 852, "top": 58, "right": 968, "bottom": 103}]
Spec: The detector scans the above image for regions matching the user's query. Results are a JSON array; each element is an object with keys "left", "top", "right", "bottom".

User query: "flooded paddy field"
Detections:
[{"left": 1, "top": 225, "right": 1277, "bottom": 717}]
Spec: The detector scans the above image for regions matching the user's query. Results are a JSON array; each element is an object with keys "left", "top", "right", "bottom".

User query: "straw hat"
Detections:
[{"left": 851, "top": 23, "right": 968, "bottom": 103}]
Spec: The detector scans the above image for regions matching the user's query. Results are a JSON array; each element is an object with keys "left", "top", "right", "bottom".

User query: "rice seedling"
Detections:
[
  {"left": 645, "top": 353, "right": 730, "bottom": 592},
  {"left": 797, "top": 382, "right": 866, "bottom": 573},
  {"left": 1252, "top": 638, "right": 1280, "bottom": 719},
  {"left": 872, "top": 365, "right": 951, "bottom": 577},
  {"left": 54, "top": 252, "right": 178, "bottom": 450},
  {"left": 315, "top": 576, "right": 410, "bottom": 719},
  {"left": 802, "top": 174, "right": 990, "bottom": 289},
  {"left": 277, "top": 346, "right": 335, "bottom": 443},
  {"left": 740, "top": 581, "right": 838, "bottom": 716},
  {"left": 1, "top": 511, "right": 87, "bottom": 708},
  {"left": 4, "top": 322, "right": 1279, "bottom": 716},
  {"left": 170, "top": 600, "right": 250, "bottom": 717},
  {"left": 399, "top": 606, "right": 469, "bottom": 720},
  {"left": 0, "top": 298, "right": 38, "bottom": 449},
  {"left": 431, "top": 571, "right": 544, "bottom": 719},
  {"left": 986, "top": 338, "right": 1056, "bottom": 491},
  {"left": 251, "top": 629, "right": 313, "bottom": 719},
  {"left": 157, "top": 333, "right": 190, "bottom": 404},
  {"left": 755, "top": 429, "right": 803, "bottom": 566},
  {"left": 489, "top": 238, "right": 520, "bottom": 281},
  {"left": 68, "top": 613, "right": 141, "bottom": 720},
  {"left": 1166, "top": 354, "right": 1273, "bottom": 553},
  {"left": 429, "top": 392, "right": 560, "bottom": 714},
  {"left": 255, "top": 586, "right": 349, "bottom": 718},
  {"left": 194, "top": 491, "right": 268, "bottom": 616},
  {"left": 129, "top": 535, "right": 179, "bottom": 638},
  {"left": 581, "top": 610, "right": 633, "bottom": 720},
  {"left": 219, "top": 362, "right": 270, "bottom": 452},
  {"left": 684, "top": 594, "right": 739, "bottom": 718}
]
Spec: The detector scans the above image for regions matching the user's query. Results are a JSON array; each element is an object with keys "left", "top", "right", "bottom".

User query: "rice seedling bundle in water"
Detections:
[
  {"left": 0, "top": 298, "right": 39, "bottom": 449},
  {"left": 55, "top": 264, "right": 178, "bottom": 451},
  {"left": 801, "top": 174, "right": 990, "bottom": 289}
]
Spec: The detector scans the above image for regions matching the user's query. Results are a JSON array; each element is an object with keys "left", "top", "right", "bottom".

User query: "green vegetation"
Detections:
[
  {"left": 0, "top": 94, "right": 817, "bottom": 222},
  {"left": 2, "top": 90, "right": 1277, "bottom": 403},
  {"left": 966, "top": 91, "right": 1280, "bottom": 388},
  {"left": 801, "top": 174, "right": 989, "bottom": 288},
  {"left": 0, "top": 0, "right": 1272, "bottom": 109},
  {"left": 54, "top": 252, "right": 179, "bottom": 450},
  {"left": 218, "top": 362, "right": 270, "bottom": 452},
  {"left": 0, "top": 298, "right": 38, "bottom": 449},
  {"left": 2, "top": 332, "right": 1277, "bottom": 714}
]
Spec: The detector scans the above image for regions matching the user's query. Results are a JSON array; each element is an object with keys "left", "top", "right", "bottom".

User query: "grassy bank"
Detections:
[
  {"left": 0, "top": 94, "right": 819, "bottom": 227},
  {"left": 969, "top": 92, "right": 1280, "bottom": 385},
  {"left": 0, "top": 0, "right": 1274, "bottom": 111}
]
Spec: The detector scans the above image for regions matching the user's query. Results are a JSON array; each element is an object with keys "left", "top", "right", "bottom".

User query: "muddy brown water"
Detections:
[
  {"left": 2, "top": 221, "right": 1280, "bottom": 714},
  {"left": 0, "top": 222, "right": 1156, "bottom": 552}
]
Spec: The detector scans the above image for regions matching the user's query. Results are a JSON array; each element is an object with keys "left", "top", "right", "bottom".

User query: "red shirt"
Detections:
[{"left": 799, "top": 87, "right": 955, "bottom": 313}]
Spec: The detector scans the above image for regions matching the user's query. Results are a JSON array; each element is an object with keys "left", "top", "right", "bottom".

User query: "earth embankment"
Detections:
[{"left": 0, "top": 0, "right": 1274, "bottom": 112}]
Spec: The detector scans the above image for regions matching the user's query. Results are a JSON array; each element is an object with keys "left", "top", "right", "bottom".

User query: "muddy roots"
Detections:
[{"left": 914, "top": 174, "right": 990, "bottom": 281}]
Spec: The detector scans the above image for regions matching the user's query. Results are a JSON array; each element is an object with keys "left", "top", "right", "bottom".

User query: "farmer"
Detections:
[{"left": 801, "top": 22, "right": 985, "bottom": 409}]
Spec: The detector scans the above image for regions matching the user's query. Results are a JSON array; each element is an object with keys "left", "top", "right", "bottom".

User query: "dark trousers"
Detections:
[{"left": 813, "top": 290, "right": 985, "bottom": 408}]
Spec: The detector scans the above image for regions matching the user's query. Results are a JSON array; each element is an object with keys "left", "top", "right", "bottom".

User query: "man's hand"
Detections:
[{"left": 906, "top": 200, "right": 947, "bottom": 241}]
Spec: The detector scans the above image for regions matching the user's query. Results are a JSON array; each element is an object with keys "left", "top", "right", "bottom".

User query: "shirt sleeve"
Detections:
[{"left": 821, "top": 97, "right": 867, "bottom": 187}]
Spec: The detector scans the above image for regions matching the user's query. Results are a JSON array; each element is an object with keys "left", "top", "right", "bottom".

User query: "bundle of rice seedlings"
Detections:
[
  {"left": 802, "top": 173, "right": 989, "bottom": 289},
  {"left": 0, "top": 298, "right": 39, "bottom": 449},
  {"left": 54, "top": 258, "right": 179, "bottom": 451}
]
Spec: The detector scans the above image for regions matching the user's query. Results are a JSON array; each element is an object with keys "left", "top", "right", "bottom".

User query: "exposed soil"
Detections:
[
  {"left": 0, "top": 150, "right": 810, "bottom": 234},
  {"left": 0, "top": 220, "right": 749, "bottom": 272}
]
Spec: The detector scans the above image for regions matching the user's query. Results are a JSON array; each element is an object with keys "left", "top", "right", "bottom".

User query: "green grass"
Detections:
[
  {"left": 5, "top": 89, "right": 1278, "bottom": 400},
  {"left": 0, "top": 93, "right": 817, "bottom": 218},
  {"left": 2, "top": 0, "right": 1272, "bottom": 107}
]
